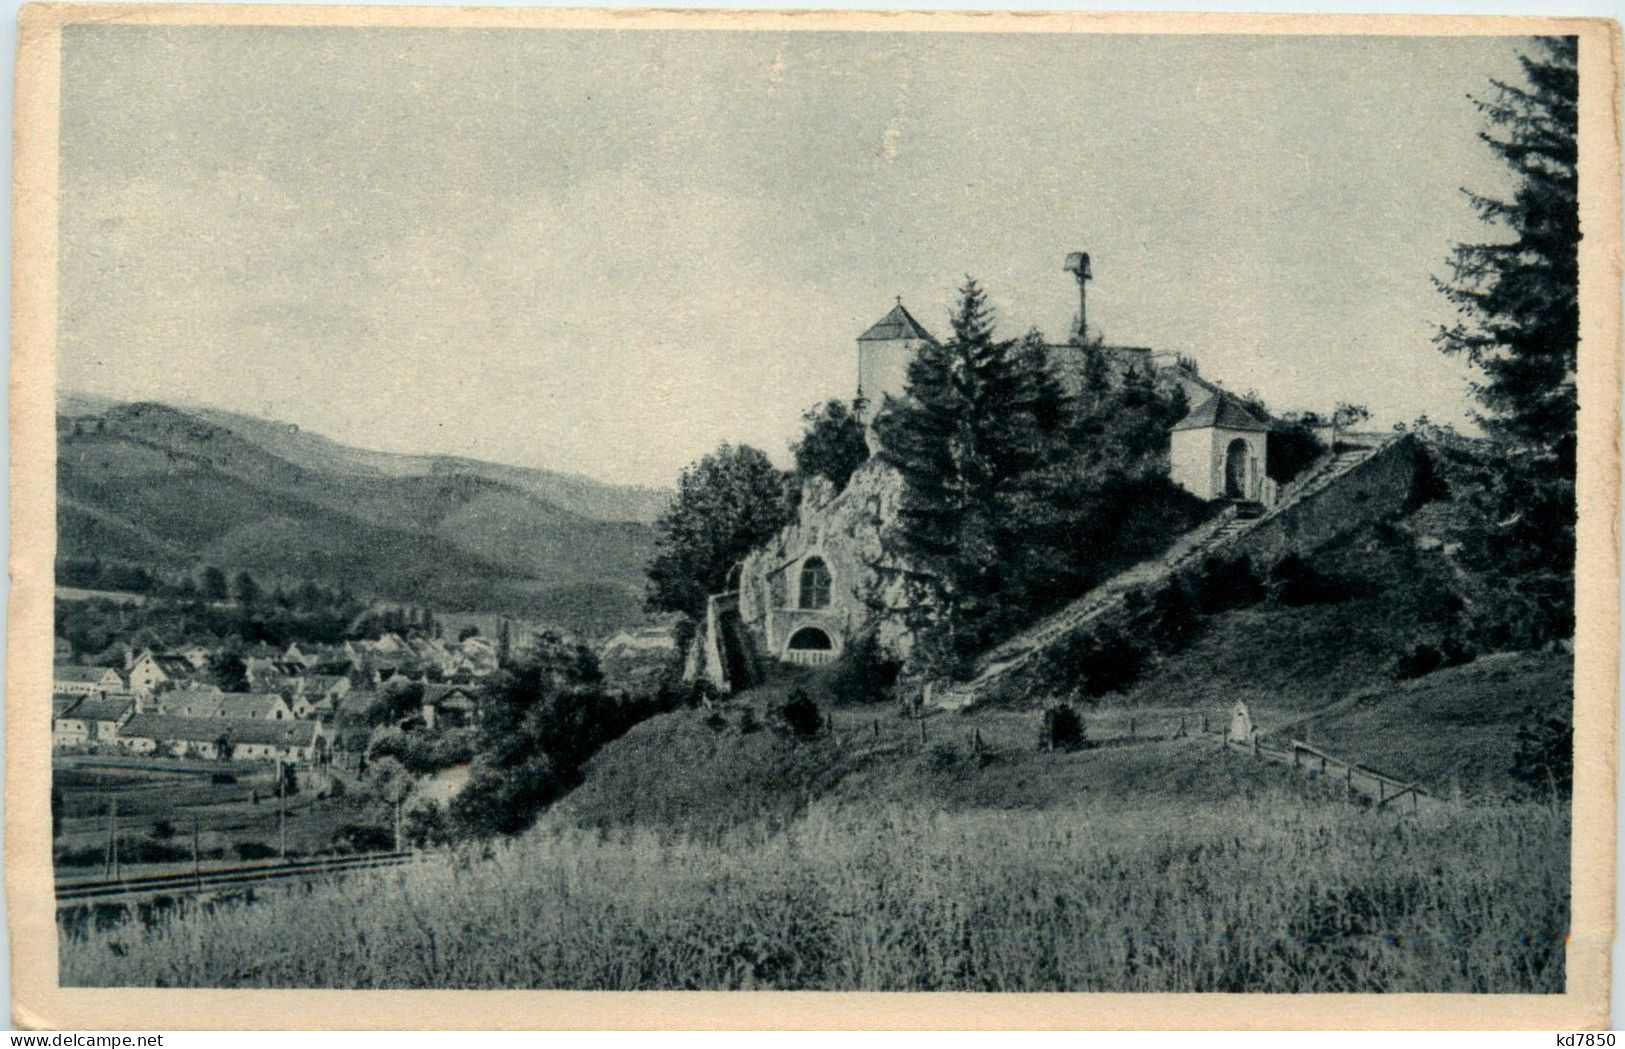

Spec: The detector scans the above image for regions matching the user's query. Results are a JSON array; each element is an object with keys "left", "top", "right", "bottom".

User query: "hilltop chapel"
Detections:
[{"left": 687, "top": 253, "right": 1303, "bottom": 693}]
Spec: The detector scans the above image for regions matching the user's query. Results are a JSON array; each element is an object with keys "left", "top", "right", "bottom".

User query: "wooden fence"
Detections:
[{"left": 1221, "top": 731, "right": 1429, "bottom": 811}]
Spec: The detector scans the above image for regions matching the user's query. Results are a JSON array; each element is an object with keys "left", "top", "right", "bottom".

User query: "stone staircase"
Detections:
[{"left": 931, "top": 439, "right": 1392, "bottom": 710}]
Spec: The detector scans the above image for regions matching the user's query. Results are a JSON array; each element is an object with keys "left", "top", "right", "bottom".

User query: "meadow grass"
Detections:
[{"left": 61, "top": 789, "right": 1568, "bottom": 992}]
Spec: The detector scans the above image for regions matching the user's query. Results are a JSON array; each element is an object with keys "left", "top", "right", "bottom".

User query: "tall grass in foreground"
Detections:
[{"left": 61, "top": 796, "right": 1567, "bottom": 992}]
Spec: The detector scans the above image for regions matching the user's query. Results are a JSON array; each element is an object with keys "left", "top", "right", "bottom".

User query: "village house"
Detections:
[
  {"left": 52, "top": 664, "right": 125, "bottom": 695},
  {"left": 155, "top": 688, "right": 296, "bottom": 722},
  {"left": 52, "top": 693, "right": 137, "bottom": 747},
  {"left": 115, "top": 713, "right": 330, "bottom": 764},
  {"left": 301, "top": 673, "right": 352, "bottom": 706},
  {"left": 176, "top": 642, "right": 215, "bottom": 670},
  {"left": 420, "top": 684, "right": 479, "bottom": 731},
  {"left": 127, "top": 650, "right": 201, "bottom": 695}
]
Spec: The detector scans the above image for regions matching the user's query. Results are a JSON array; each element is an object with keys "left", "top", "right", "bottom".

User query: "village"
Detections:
[
  {"left": 49, "top": 610, "right": 679, "bottom": 873},
  {"left": 53, "top": 631, "right": 497, "bottom": 763}
]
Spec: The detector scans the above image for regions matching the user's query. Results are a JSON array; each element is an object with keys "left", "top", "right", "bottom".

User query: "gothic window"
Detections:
[{"left": 799, "top": 557, "right": 832, "bottom": 609}]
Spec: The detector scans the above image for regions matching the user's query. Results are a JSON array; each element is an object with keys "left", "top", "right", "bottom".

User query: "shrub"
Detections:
[
  {"left": 405, "top": 802, "right": 453, "bottom": 849},
  {"left": 1395, "top": 638, "right": 1474, "bottom": 680},
  {"left": 778, "top": 689, "right": 823, "bottom": 738},
  {"left": 1510, "top": 711, "right": 1572, "bottom": 799},
  {"left": 1135, "top": 578, "right": 1201, "bottom": 650},
  {"left": 1042, "top": 705, "right": 1086, "bottom": 751},
  {"left": 1395, "top": 643, "right": 1442, "bottom": 679},
  {"left": 736, "top": 706, "right": 761, "bottom": 734},
  {"left": 369, "top": 727, "right": 478, "bottom": 775},
  {"left": 55, "top": 840, "right": 193, "bottom": 867},
  {"left": 151, "top": 819, "right": 176, "bottom": 840},
  {"left": 210, "top": 772, "right": 237, "bottom": 785},
  {"left": 1269, "top": 554, "right": 1359, "bottom": 607},
  {"left": 826, "top": 631, "right": 901, "bottom": 704},
  {"left": 1267, "top": 418, "right": 1326, "bottom": 484},
  {"left": 1042, "top": 623, "right": 1149, "bottom": 699},
  {"left": 685, "top": 679, "right": 719, "bottom": 709},
  {"left": 1191, "top": 555, "right": 1266, "bottom": 613},
  {"left": 234, "top": 841, "right": 278, "bottom": 861},
  {"left": 703, "top": 708, "right": 727, "bottom": 732},
  {"left": 331, "top": 824, "right": 395, "bottom": 854}
]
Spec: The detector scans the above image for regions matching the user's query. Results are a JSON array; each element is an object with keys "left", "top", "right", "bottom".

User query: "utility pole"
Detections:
[
  {"left": 192, "top": 813, "right": 202, "bottom": 889},
  {"left": 277, "top": 761, "right": 287, "bottom": 860},
  {"left": 393, "top": 796, "right": 403, "bottom": 853},
  {"left": 108, "top": 798, "right": 119, "bottom": 881}
]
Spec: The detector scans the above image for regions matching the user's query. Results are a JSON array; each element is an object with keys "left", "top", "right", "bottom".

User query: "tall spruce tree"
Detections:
[
  {"left": 1436, "top": 36, "right": 1579, "bottom": 642},
  {"left": 874, "top": 279, "right": 1063, "bottom": 670}
]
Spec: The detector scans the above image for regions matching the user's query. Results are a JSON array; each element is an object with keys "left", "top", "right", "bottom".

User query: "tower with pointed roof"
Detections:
[{"left": 855, "top": 298, "right": 938, "bottom": 428}]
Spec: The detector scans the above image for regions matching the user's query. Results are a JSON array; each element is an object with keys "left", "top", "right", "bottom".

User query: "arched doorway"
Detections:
[
  {"left": 785, "top": 626, "right": 836, "bottom": 667},
  {"left": 1224, "top": 438, "right": 1249, "bottom": 499}
]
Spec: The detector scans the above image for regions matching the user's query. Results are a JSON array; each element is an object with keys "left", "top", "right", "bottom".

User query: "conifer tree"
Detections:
[
  {"left": 874, "top": 279, "right": 1063, "bottom": 669},
  {"left": 1436, "top": 36, "right": 1579, "bottom": 642},
  {"left": 1437, "top": 36, "right": 1578, "bottom": 457}
]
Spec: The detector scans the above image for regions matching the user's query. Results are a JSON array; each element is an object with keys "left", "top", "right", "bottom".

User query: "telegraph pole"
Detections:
[
  {"left": 277, "top": 761, "right": 287, "bottom": 860},
  {"left": 108, "top": 798, "right": 119, "bottom": 880}
]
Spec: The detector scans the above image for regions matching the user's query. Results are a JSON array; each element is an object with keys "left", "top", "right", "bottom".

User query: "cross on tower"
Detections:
[{"left": 1064, "top": 251, "right": 1092, "bottom": 343}]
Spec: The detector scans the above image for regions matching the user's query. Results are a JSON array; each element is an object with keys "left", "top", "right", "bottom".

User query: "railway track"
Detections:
[{"left": 56, "top": 850, "right": 415, "bottom": 909}]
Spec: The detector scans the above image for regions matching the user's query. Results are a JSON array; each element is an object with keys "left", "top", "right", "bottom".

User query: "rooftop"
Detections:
[
  {"left": 858, "top": 301, "right": 938, "bottom": 344},
  {"left": 119, "top": 713, "right": 321, "bottom": 747},
  {"left": 1172, "top": 392, "right": 1271, "bottom": 433}
]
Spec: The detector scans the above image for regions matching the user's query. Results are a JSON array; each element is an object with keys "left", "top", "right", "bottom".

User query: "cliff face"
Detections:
[{"left": 733, "top": 458, "right": 923, "bottom": 665}]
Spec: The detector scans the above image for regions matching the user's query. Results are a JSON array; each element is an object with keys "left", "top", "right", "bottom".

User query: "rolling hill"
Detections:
[{"left": 56, "top": 397, "right": 671, "bottom": 635}]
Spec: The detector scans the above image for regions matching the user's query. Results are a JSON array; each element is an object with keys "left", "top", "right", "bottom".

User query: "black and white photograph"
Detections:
[{"left": 7, "top": 6, "right": 1618, "bottom": 1029}]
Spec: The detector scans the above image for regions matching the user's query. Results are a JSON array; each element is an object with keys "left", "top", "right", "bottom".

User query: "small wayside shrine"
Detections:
[{"left": 1169, "top": 391, "right": 1272, "bottom": 503}]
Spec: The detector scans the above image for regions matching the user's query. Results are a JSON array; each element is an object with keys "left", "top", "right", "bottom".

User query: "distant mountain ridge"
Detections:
[
  {"left": 55, "top": 395, "right": 670, "bottom": 635},
  {"left": 59, "top": 392, "right": 672, "bottom": 524}
]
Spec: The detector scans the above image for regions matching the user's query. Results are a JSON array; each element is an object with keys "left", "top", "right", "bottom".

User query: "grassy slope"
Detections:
[
  {"left": 563, "top": 511, "right": 1573, "bottom": 832},
  {"left": 1261, "top": 651, "right": 1572, "bottom": 797},
  {"left": 1114, "top": 520, "right": 1470, "bottom": 716}
]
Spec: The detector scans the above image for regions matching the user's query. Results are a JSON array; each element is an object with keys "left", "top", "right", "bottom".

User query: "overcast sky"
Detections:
[{"left": 58, "top": 27, "right": 1527, "bottom": 487}]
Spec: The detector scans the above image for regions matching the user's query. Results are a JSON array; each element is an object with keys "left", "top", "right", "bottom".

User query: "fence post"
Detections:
[
  {"left": 1128, "top": 717, "right": 1136, "bottom": 740},
  {"left": 1345, "top": 764, "right": 1353, "bottom": 797},
  {"left": 1377, "top": 779, "right": 1386, "bottom": 806},
  {"left": 872, "top": 718, "right": 880, "bottom": 740},
  {"left": 1251, "top": 730, "right": 1260, "bottom": 759},
  {"left": 919, "top": 718, "right": 927, "bottom": 746},
  {"left": 1411, "top": 789, "right": 1419, "bottom": 814},
  {"left": 1177, "top": 715, "right": 1186, "bottom": 739},
  {"left": 1201, "top": 713, "right": 1208, "bottom": 735}
]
